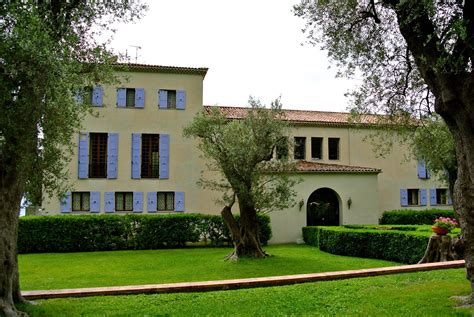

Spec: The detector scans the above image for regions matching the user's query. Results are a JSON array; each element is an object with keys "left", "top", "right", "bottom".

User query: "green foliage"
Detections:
[
  {"left": 303, "top": 225, "right": 447, "bottom": 264},
  {"left": 0, "top": 1, "right": 146, "bottom": 203},
  {"left": 379, "top": 209, "right": 456, "bottom": 225},
  {"left": 183, "top": 98, "right": 300, "bottom": 213},
  {"left": 17, "top": 213, "right": 272, "bottom": 253}
]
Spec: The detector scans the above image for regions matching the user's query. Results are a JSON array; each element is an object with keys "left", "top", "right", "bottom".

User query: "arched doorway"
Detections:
[{"left": 307, "top": 188, "right": 340, "bottom": 226}]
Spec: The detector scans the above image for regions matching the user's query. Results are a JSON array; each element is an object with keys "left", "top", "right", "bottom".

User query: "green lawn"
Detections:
[
  {"left": 20, "top": 244, "right": 398, "bottom": 290},
  {"left": 19, "top": 269, "right": 474, "bottom": 316}
]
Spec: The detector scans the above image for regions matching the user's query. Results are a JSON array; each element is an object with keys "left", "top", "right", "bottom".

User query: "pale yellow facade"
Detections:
[{"left": 42, "top": 64, "right": 451, "bottom": 243}]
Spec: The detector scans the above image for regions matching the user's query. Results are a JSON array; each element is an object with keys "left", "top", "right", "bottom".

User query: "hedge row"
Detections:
[
  {"left": 303, "top": 225, "right": 434, "bottom": 264},
  {"left": 379, "top": 209, "right": 455, "bottom": 225},
  {"left": 18, "top": 213, "right": 272, "bottom": 253}
]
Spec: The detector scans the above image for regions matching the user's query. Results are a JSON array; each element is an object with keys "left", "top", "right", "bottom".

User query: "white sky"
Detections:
[{"left": 110, "top": 0, "right": 358, "bottom": 112}]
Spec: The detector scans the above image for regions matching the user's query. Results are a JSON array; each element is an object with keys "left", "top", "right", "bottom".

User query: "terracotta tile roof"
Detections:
[
  {"left": 203, "top": 106, "right": 381, "bottom": 126},
  {"left": 295, "top": 160, "right": 381, "bottom": 174},
  {"left": 112, "top": 63, "right": 208, "bottom": 77}
]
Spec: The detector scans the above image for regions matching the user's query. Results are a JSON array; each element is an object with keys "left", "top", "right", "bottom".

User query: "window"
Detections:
[
  {"left": 311, "top": 137, "right": 323, "bottom": 160},
  {"left": 72, "top": 192, "right": 90, "bottom": 211},
  {"left": 159, "top": 90, "right": 185, "bottom": 110},
  {"left": 328, "top": 138, "right": 340, "bottom": 160},
  {"left": 407, "top": 189, "right": 419, "bottom": 206},
  {"left": 125, "top": 88, "right": 135, "bottom": 107},
  {"left": 294, "top": 137, "right": 306, "bottom": 160},
  {"left": 89, "top": 133, "right": 108, "bottom": 178},
  {"left": 115, "top": 192, "right": 133, "bottom": 211},
  {"left": 157, "top": 192, "right": 174, "bottom": 211},
  {"left": 141, "top": 134, "right": 160, "bottom": 178},
  {"left": 436, "top": 188, "right": 448, "bottom": 205},
  {"left": 275, "top": 137, "right": 288, "bottom": 159}
]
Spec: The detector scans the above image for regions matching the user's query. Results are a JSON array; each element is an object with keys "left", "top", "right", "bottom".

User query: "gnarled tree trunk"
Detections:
[
  {"left": 221, "top": 199, "right": 266, "bottom": 260},
  {"left": 0, "top": 177, "right": 25, "bottom": 317}
]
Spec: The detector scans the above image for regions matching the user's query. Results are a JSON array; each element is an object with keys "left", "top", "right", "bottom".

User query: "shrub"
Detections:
[
  {"left": 379, "top": 209, "right": 456, "bottom": 225},
  {"left": 303, "top": 225, "right": 432, "bottom": 264},
  {"left": 18, "top": 213, "right": 272, "bottom": 253}
]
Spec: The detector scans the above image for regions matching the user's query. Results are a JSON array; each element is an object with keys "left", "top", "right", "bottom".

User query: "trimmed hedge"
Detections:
[
  {"left": 18, "top": 213, "right": 272, "bottom": 253},
  {"left": 379, "top": 209, "right": 456, "bottom": 225},
  {"left": 303, "top": 225, "right": 452, "bottom": 264}
]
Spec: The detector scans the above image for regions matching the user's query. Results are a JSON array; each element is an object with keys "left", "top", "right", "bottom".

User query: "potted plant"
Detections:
[{"left": 432, "top": 217, "right": 458, "bottom": 235}]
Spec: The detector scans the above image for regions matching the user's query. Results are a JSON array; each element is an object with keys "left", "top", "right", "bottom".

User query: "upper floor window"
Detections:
[
  {"left": 76, "top": 86, "right": 103, "bottom": 107},
  {"left": 158, "top": 90, "right": 186, "bottom": 110},
  {"left": 89, "top": 133, "right": 108, "bottom": 178},
  {"left": 311, "top": 137, "right": 323, "bottom": 160},
  {"left": 294, "top": 137, "right": 306, "bottom": 160},
  {"left": 141, "top": 134, "right": 160, "bottom": 178},
  {"left": 328, "top": 138, "right": 340, "bottom": 160},
  {"left": 117, "top": 88, "right": 144, "bottom": 108}
]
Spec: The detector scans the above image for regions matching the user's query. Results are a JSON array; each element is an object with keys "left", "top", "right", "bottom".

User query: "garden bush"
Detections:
[
  {"left": 303, "top": 225, "right": 435, "bottom": 264},
  {"left": 18, "top": 213, "right": 272, "bottom": 253},
  {"left": 379, "top": 209, "right": 456, "bottom": 225}
]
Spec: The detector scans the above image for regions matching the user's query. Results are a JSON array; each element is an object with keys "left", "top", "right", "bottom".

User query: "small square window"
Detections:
[
  {"left": 115, "top": 192, "right": 133, "bottom": 212},
  {"left": 328, "top": 138, "right": 340, "bottom": 160},
  {"left": 311, "top": 137, "right": 323, "bottom": 160},
  {"left": 294, "top": 137, "right": 306, "bottom": 160},
  {"left": 407, "top": 189, "right": 419, "bottom": 206},
  {"left": 72, "top": 192, "right": 90, "bottom": 212},
  {"left": 157, "top": 192, "right": 174, "bottom": 211},
  {"left": 275, "top": 137, "right": 288, "bottom": 160}
]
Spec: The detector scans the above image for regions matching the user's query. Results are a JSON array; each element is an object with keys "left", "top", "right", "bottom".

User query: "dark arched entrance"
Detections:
[{"left": 307, "top": 188, "right": 340, "bottom": 226}]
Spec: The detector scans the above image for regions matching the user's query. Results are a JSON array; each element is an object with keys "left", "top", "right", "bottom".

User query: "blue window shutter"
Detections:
[
  {"left": 159, "top": 90, "right": 168, "bottom": 109},
  {"left": 60, "top": 192, "right": 71, "bottom": 213},
  {"left": 175, "top": 192, "right": 185, "bottom": 212},
  {"left": 400, "top": 189, "right": 408, "bottom": 207},
  {"left": 420, "top": 189, "right": 427, "bottom": 206},
  {"left": 107, "top": 133, "right": 118, "bottom": 179},
  {"left": 135, "top": 88, "right": 145, "bottom": 108},
  {"left": 133, "top": 192, "right": 143, "bottom": 213},
  {"left": 78, "top": 133, "right": 89, "bottom": 179},
  {"left": 90, "top": 191, "right": 100, "bottom": 213},
  {"left": 159, "top": 134, "right": 170, "bottom": 179},
  {"left": 448, "top": 190, "right": 453, "bottom": 205},
  {"left": 176, "top": 90, "right": 186, "bottom": 110},
  {"left": 74, "top": 90, "right": 83, "bottom": 104},
  {"left": 147, "top": 192, "right": 157, "bottom": 213},
  {"left": 430, "top": 189, "right": 437, "bottom": 206},
  {"left": 117, "top": 88, "right": 126, "bottom": 108},
  {"left": 104, "top": 192, "right": 115, "bottom": 213},
  {"left": 417, "top": 160, "right": 427, "bottom": 179},
  {"left": 131, "top": 133, "right": 141, "bottom": 179},
  {"left": 92, "top": 86, "right": 103, "bottom": 107}
]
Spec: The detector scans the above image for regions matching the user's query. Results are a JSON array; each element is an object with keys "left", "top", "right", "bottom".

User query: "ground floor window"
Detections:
[
  {"left": 157, "top": 192, "right": 174, "bottom": 211},
  {"left": 407, "top": 189, "right": 419, "bottom": 206},
  {"left": 436, "top": 188, "right": 448, "bottom": 205},
  {"left": 72, "top": 192, "right": 90, "bottom": 211},
  {"left": 115, "top": 192, "right": 133, "bottom": 211}
]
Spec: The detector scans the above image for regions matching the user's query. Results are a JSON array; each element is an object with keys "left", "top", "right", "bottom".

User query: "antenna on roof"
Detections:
[{"left": 129, "top": 45, "right": 142, "bottom": 63}]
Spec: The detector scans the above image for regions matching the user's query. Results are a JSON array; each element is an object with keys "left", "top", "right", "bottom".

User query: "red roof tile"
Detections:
[
  {"left": 203, "top": 106, "right": 381, "bottom": 126},
  {"left": 113, "top": 63, "right": 208, "bottom": 77},
  {"left": 295, "top": 160, "right": 381, "bottom": 174}
]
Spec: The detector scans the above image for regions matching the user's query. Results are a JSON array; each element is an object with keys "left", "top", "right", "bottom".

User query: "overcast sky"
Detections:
[{"left": 110, "top": 0, "right": 358, "bottom": 112}]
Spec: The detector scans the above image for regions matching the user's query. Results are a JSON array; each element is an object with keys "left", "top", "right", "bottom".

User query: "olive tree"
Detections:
[
  {"left": 184, "top": 98, "right": 299, "bottom": 260},
  {"left": 0, "top": 2, "right": 145, "bottom": 316}
]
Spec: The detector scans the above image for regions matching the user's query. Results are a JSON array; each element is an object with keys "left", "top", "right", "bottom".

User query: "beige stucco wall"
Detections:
[
  {"left": 269, "top": 173, "right": 379, "bottom": 244},
  {"left": 41, "top": 69, "right": 450, "bottom": 243},
  {"left": 42, "top": 70, "right": 221, "bottom": 215}
]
